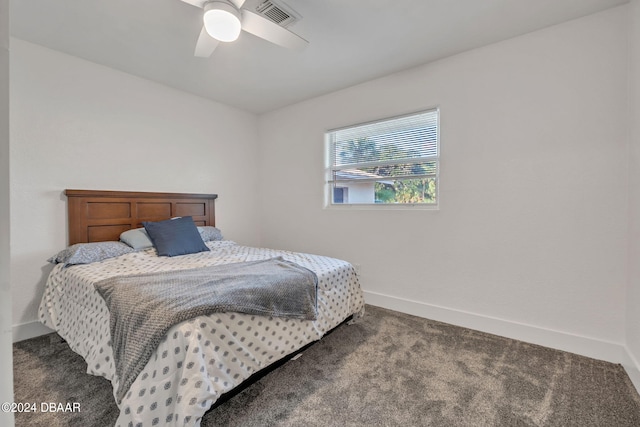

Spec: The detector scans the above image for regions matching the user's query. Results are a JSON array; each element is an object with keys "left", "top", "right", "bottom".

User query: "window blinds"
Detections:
[{"left": 329, "top": 109, "right": 439, "bottom": 183}]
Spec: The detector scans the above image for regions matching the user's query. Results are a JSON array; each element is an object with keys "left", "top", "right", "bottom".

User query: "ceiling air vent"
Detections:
[{"left": 255, "top": 0, "right": 300, "bottom": 27}]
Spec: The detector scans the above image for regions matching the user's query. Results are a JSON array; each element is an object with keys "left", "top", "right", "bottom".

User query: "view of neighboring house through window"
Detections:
[{"left": 326, "top": 108, "right": 439, "bottom": 206}]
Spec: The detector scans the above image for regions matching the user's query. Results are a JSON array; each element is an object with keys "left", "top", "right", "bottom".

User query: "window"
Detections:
[{"left": 326, "top": 109, "right": 439, "bottom": 207}]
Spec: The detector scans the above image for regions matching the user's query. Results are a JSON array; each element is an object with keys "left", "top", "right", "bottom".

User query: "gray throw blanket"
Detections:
[{"left": 94, "top": 257, "right": 318, "bottom": 403}]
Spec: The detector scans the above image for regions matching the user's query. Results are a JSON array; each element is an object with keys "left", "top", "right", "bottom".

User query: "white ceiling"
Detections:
[{"left": 10, "top": 0, "right": 629, "bottom": 114}]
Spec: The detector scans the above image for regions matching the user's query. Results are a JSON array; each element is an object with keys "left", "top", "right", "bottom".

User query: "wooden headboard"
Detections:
[{"left": 65, "top": 189, "right": 218, "bottom": 244}]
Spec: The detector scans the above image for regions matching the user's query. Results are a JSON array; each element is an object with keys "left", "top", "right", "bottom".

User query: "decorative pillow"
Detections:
[
  {"left": 120, "top": 228, "right": 154, "bottom": 250},
  {"left": 143, "top": 216, "right": 210, "bottom": 257},
  {"left": 198, "top": 226, "right": 223, "bottom": 242},
  {"left": 48, "top": 241, "right": 135, "bottom": 266}
]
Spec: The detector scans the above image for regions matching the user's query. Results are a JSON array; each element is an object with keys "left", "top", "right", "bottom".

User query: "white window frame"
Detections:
[{"left": 324, "top": 108, "right": 440, "bottom": 209}]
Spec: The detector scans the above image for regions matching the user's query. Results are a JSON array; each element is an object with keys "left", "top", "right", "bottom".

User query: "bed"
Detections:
[{"left": 38, "top": 189, "right": 365, "bottom": 427}]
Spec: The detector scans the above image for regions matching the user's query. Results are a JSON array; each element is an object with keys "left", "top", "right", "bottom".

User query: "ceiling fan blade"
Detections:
[
  {"left": 179, "top": 0, "right": 242, "bottom": 9},
  {"left": 194, "top": 25, "right": 220, "bottom": 57},
  {"left": 241, "top": 10, "right": 308, "bottom": 51},
  {"left": 229, "top": 0, "right": 246, "bottom": 8},
  {"left": 179, "top": 0, "right": 207, "bottom": 8}
]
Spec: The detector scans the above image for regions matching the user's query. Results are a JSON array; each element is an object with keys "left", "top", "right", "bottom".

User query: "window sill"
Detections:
[{"left": 324, "top": 203, "right": 439, "bottom": 211}]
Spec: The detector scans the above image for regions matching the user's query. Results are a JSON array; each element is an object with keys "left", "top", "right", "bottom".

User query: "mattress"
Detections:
[{"left": 38, "top": 240, "right": 365, "bottom": 426}]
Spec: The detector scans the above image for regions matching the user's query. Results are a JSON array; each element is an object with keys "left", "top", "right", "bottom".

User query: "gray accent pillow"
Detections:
[
  {"left": 48, "top": 241, "right": 135, "bottom": 266},
  {"left": 120, "top": 228, "right": 154, "bottom": 250},
  {"left": 198, "top": 226, "right": 223, "bottom": 242}
]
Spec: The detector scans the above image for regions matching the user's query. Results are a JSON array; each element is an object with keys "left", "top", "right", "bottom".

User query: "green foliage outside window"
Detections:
[
  {"left": 338, "top": 137, "right": 437, "bottom": 204},
  {"left": 374, "top": 178, "right": 436, "bottom": 204}
]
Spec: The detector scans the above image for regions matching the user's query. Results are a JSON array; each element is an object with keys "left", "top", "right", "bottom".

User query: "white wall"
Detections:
[
  {"left": 0, "top": 0, "right": 14, "bottom": 425},
  {"left": 258, "top": 7, "right": 630, "bottom": 360},
  {"left": 10, "top": 39, "right": 261, "bottom": 338},
  {"left": 342, "top": 182, "right": 375, "bottom": 204},
  {"left": 627, "top": 0, "right": 640, "bottom": 376}
]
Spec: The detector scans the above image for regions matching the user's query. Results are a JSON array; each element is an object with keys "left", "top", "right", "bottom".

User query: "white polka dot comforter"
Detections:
[{"left": 38, "top": 240, "right": 365, "bottom": 427}]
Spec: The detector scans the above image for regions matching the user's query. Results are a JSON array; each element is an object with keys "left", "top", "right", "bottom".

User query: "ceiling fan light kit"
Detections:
[
  {"left": 203, "top": 1, "right": 241, "bottom": 42},
  {"left": 181, "top": 0, "right": 308, "bottom": 57}
]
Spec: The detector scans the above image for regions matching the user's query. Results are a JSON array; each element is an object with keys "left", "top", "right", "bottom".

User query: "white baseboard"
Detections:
[
  {"left": 622, "top": 346, "right": 640, "bottom": 394},
  {"left": 364, "top": 290, "right": 633, "bottom": 366},
  {"left": 623, "top": 362, "right": 640, "bottom": 394},
  {"left": 12, "top": 320, "right": 53, "bottom": 343}
]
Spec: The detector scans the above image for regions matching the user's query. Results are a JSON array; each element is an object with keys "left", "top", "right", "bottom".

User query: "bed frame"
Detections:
[
  {"left": 62, "top": 188, "right": 353, "bottom": 414},
  {"left": 65, "top": 189, "right": 218, "bottom": 245}
]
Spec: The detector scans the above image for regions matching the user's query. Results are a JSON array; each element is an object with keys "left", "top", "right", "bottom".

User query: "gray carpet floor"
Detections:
[{"left": 13, "top": 305, "right": 640, "bottom": 426}]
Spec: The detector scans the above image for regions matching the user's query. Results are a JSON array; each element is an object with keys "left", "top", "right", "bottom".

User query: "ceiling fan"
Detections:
[{"left": 179, "top": 0, "right": 308, "bottom": 57}]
